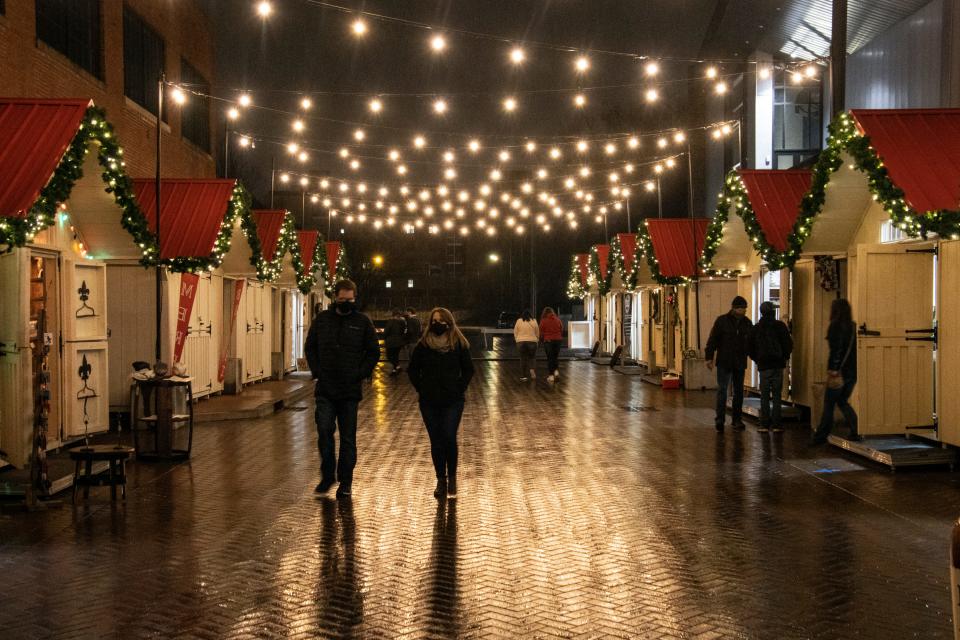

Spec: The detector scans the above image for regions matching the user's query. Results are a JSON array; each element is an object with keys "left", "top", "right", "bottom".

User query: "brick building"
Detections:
[{"left": 0, "top": 0, "right": 217, "bottom": 178}]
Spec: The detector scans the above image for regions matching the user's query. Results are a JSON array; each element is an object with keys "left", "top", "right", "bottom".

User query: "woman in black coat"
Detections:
[
  {"left": 812, "top": 298, "right": 859, "bottom": 444},
  {"left": 407, "top": 307, "right": 474, "bottom": 500}
]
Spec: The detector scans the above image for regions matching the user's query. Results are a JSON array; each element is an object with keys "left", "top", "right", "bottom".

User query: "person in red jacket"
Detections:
[{"left": 539, "top": 307, "right": 564, "bottom": 383}]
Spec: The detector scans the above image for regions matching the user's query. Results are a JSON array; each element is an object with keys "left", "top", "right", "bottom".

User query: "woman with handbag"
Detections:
[
  {"left": 811, "top": 298, "right": 859, "bottom": 444},
  {"left": 407, "top": 307, "right": 474, "bottom": 500}
]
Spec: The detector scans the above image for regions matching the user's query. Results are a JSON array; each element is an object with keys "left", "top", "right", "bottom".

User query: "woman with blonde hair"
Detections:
[{"left": 408, "top": 308, "right": 475, "bottom": 499}]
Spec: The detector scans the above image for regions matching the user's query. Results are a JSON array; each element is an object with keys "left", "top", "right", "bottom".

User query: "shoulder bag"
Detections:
[{"left": 826, "top": 327, "right": 854, "bottom": 390}]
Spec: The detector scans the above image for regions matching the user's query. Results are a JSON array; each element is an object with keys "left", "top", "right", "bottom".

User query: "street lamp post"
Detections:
[{"left": 154, "top": 73, "right": 165, "bottom": 362}]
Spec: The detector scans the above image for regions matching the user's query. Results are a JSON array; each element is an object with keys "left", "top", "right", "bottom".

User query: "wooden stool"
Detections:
[{"left": 69, "top": 445, "right": 135, "bottom": 503}]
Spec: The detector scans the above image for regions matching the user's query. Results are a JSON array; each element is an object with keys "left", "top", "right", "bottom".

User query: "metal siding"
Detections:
[
  {"left": 738, "top": 170, "right": 812, "bottom": 251},
  {"left": 132, "top": 179, "right": 236, "bottom": 260},
  {"left": 254, "top": 210, "right": 287, "bottom": 262},
  {"left": 0, "top": 99, "right": 90, "bottom": 218},
  {"left": 852, "top": 109, "right": 960, "bottom": 213},
  {"left": 846, "top": 0, "right": 944, "bottom": 109},
  {"left": 646, "top": 219, "right": 711, "bottom": 278}
]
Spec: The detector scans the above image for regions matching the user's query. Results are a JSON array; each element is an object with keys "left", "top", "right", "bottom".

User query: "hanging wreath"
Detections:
[{"left": 815, "top": 256, "right": 840, "bottom": 292}]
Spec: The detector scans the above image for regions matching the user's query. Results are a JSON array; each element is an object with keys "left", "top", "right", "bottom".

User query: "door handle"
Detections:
[{"left": 858, "top": 323, "right": 880, "bottom": 336}]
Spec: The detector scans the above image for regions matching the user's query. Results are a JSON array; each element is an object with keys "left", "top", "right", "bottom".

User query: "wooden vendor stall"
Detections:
[
  {"left": 0, "top": 99, "right": 148, "bottom": 467},
  {"left": 565, "top": 254, "right": 593, "bottom": 349},
  {"left": 587, "top": 243, "right": 612, "bottom": 357},
  {"left": 297, "top": 230, "right": 324, "bottom": 365},
  {"left": 610, "top": 233, "right": 657, "bottom": 366}
]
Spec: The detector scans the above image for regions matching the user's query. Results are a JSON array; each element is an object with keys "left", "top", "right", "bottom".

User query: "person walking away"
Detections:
[
  {"left": 812, "top": 298, "right": 859, "bottom": 444},
  {"left": 305, "top": 280, "right": 380, "bottom": 498},
  {"left": 705, "top": 296, "right": 753, "bottom": 432},
  {"left": 539, "top": 307, "right": 564, "bottom": 383},
  {"left": 514, "top": 311, "right": 540, "bottom": 381},
  {"left": 404, "top": 307, "right": 422, "bottom": 361},
  {"left": 383, "top": 308, "right": 408, "bottom": 376},
  {"left": 408, "top": 308, "right": 475, "bottom": 500},
  {"left": 748, "top": 301, "right": 793, "bottom": 433}
]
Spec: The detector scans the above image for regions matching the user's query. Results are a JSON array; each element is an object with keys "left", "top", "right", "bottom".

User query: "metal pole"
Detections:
[
  {"left": 626, "top": 199, "right": 631, "bottom": 232},
  {"left": 657, "top": 178, "right": 663, "bottom": 218},
  {"left": 224, "top": 126, "right": 230, "bottom": 179},
  {"left": 270, "top": 158, "right": 276, "bottom": 209},
  {"left": 831, "top": 0, "right": 848, "bottom": 118},
  {"left": 686, "top": 145, "right": 695, "bottom": 217},
  {"left": 603, "top": 213, "right": 608, "bottom": 243},
  {"left": 154, "top": 73, "right": 165, "bottom": 363},
  {"left": 301, "top": 191, "right": 306, "bottom": 228},
  {"left": 327, "top": 210, "right": 332, "bottom": 238},
  {"left": 530, "top": 232, "right": 537, "bottom": 315}
]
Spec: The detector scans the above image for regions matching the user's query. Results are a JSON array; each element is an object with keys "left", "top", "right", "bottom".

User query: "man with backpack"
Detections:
[{"left": 749, "top": 301, "right": 793, "bottom": 433}]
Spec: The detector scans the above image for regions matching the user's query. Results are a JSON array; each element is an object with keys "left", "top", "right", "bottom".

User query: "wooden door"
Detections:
[
  {"left": 937, "top": 240, "right": 960, "bottom": 445},
  {"left": 291, "top": 291, "right": 306, "bottom": 367},
  {"left": 0, "top": 251, "right": 32, "bottom": 466},
  {"left": 855, "top": 243, "right": 935, "bottom": 435},
  {"left": 243, "top": 281, "right": 264, "bottom": 382},
  {"left": 62, "top": 259, "right": 110, "bottom": 438},
  {"left": 182, "top": 273, "right": 214, "bottom": 398}
]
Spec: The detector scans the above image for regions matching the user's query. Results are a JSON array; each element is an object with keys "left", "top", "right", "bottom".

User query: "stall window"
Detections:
[
  {"left": 881, "top": 220, "right": 906, "bottom": 244},
  {"left": 123, "top": 6, "right": 165, "bottom": 116},
  {"left": 760, "top": 268, "right": 781, "bottom": 318},
  {"left": 180, "top": 59, "right": 210, "bottom": 152},
  {"left": 35, "top": 0, "right": 103, "bottom": 79}
]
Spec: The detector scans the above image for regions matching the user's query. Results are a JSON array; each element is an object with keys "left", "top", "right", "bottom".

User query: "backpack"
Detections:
[{"left": 756, "top": 322, "right": 783, "bottom": 361}]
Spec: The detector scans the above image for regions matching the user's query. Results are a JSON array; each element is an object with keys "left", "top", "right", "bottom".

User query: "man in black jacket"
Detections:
[
  {"left": 748, "top": 301, "right": 793, "bottom": 433},
  {"left": 305, "top": 280, "right": 380, "bottom": 498},
  {"left": 705, "top": 296, "right": 753, "bottom": 432}
]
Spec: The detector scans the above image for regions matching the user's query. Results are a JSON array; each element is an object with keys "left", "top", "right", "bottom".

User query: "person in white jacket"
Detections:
[{"left": 514, "top": 311, "right": 540, "bottom": 381}]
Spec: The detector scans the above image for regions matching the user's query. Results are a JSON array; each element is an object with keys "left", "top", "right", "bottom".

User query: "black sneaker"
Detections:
[
  {"left": 335, "top": 484, "right": 352, "bottom": 499},
  {"left": 446, "top": 477, "right": 457, "bottom": 499},
  {"left": 315, "top": 478, "right": 335, "bottom": 494},
  {"left": 434, "top": 477, "right": 447, "bottom": 500}
]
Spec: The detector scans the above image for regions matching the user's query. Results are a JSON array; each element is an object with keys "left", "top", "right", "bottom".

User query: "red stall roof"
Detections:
[
  {"left": 254, "top": 210, "right": 287, "bottom": 262},
  {"left": 616, "top": 233, "right": 637, "bottom": 271},
  {"left": 852, "top": 109, "right": 960, "bottom": 213},
  {"left": 646, "top": 219, "right": 710, "bottom": 278},
  {"left": 133, "top": 179, "right": 236, "bottom": 260},
  {"left": 326, "top": 241, "right": 342, "bottom": 275},
  {"left": 576, "top": 254, "right": 590, "bottom": 286},
  {"left": 0, "top": 98, "right": 91, "bottom": 218},
  {"left": 593, "top": 244, "right": 611, "bottom": 279},
  {"left": 738, "top": 170, "right": 812, "bottom": 251},
  {"left": 298, "top": 230, "right": 320, "bottom": 273}
]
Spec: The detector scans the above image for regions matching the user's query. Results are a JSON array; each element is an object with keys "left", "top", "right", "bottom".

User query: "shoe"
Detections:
[
  {"left": 732, "top": 421, "right": 746, "bottom": 431},
  {"left": 520, "top": 377, "right": 529, "bottom": 382},
  {"left": 771, "top": 426, "right": 784, "bottom": 433},
  {"left": 553, "top": 370, "right": 560, "bottom": 379},
  {"left": 530, "top": 370, "right": 537, "bottom": 380},
  {"left": 757, "top": 426, "right": 769, "bottom": 433},
  {"left": 848, "top": 433, "right": 862, "bottom": 442},
  {"left": 315, "top": 478, "right": 335, "bottom": 494},
  {"left": 547, "top": 375, "right": 555, "bottom": 383},
  {"left": 446, "top": 477, "right": 457, "bottom": 499},
  {"left": 335, "top": 484, "right": 352, "bottom": 499},
  {"left": 434, "top": 477, "right": 447, "bottom": 500}
]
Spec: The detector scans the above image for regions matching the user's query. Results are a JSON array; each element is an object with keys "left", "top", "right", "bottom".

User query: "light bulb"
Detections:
[
  {"left": 351, "top": 18, "right": 368, "bottom": 36},
  {"left": 549, "top": 147, "right": 562, "bottom": 159},
  {"left": 758, "top": 66, "right": 771, "bottom": 80},
  {"left": 349, "top": 159, "right": 360, "bottom": 170},
  {"left": 628, "top": 136, "right": 640, "bottom": 149},
  {"left": 171, "top": 87, "right": 187, "bottom": 105},
  {"left": 300, "top": 97, "right": 312, "bottom": 110},
  {"left": 468, "top": 139, "right": 481, "bottom": 153},
  {"left": 443, "top": 150, "right": 456, "bottom": 163},
  {"left": 706, "top": 66, "right": 718, "bottom": 78},
  {"left": 576, "top": 140, "right": 589, "bottom": 153},
  {"left": 256, "top": 1, "right": 272, "bottom": 17},
  {"left": 338, "top": 147, "right": 349, "bottom": 158},
  {"left": 498, "top": 150, "right": 511, "bottom": 162},
  {"left": 353, "top": 129, "right": 365, "bottom": 142},
  {"left": 537, "top": 168, "right": 548, "bottom": 179},
  {"left": 300, "top": 177, "right": 309, "bottom": 187},
  {"left": 238, "top": 136, "right": 250, "bottom": 147},
  {"left": 715, "top": 81, "right": 728, "bottom": 95},
  {"left": 674, "top": 131, "right": 686, "bottom": 144},
  {"left": 666, "top": 158, "right": 676, "bottom": 168},
  {"left": 368, "top": 98, "right": 383, "bottom": 113},
  {"left": 574, "top": 93, "right": 587, "bottom": 108},
  {"left": 444, "top": 168, "right": 457, "bottom": 180},
  {"left": 430, "top": 34, "right": 447, "bottom": 52},
  {"left": 490, "top": 169, "right": 502, "bottom": 181},
  {"left": 287, "top": 142, "right": 300, "bottom": 154},
  {"left": 644, "top": 61, "right": 659, "bottom": 76},
  {"left": 804, "top": 65, "right": 817, "bottom": 78},
  {"left": 503, "top": 96, "right": 518, "bottom": 112},
  {"left": 575, "top": 55, "right": 590, "bottom": 72},
  {"left": 791, "top": 71, "right": 803, "bottom": 84},
  {"left": 388, "top": 149, "right": 400, "bottom": 162},
  {"left": 579, "top": 166, "right": 591, "bottom": 178},
  {"left": 298, "top": 151, "right": 309, "bottom": 162},
  {"left": 645, "top": 88, "right": 659, "bottom": 102},
  {"left": 292, "top": 119, "right": 305, "bottom": 132},
  {"left": 509, "top": 47, "right": 525, "bottom": 65},
  {"left": 525, "top": 141, "right": 537, "bottom": 153},
  {"left": 604, "top": 143, "right": 616, "bottom": 155},
  {"left": 279, "top": 173, "right": 289, "bottom": 183},
  {"left": 227, "top": 107, "right": 240, "bottom": 120},
  {"left": 413, "top": 135, "right": 426, "bottom": 149},
  {"left": 238, "top": 93, "right": 252, "bottom": 107},
  {"left": 433, "top": 98, "right": 448, "bottom": 114},
  {"left": 657, "top": 137, "right": 668, "bottom": 148}
]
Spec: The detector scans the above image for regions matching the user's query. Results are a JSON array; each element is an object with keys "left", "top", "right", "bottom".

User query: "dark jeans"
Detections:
[
  {"left": 814, "top": 377, "right": 858, "bottom": 442},
  {"left": 518, "top": 342, "right": 538, "bottom": 376},
  {"left": 419, "top": 399, "right": 465, "bottom": 479},
  {"left": 315, "top": 394, "right": 359, "bottom": 485},
  {"left": 544, "top": 340, "right": 562, "bottom": 374},
  {"left": 758, "top": 368, "right": 784, "bottom": 427},
  {"left": 386, "top": 346, "right": 402, "bottom": 369},
  {"left": 715, "top": 367, "right": 746, "bottom": 426}
]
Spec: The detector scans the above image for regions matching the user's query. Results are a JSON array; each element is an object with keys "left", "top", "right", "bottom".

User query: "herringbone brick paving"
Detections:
[{"left": 0, "top": 361, "right": 957, "bottom": 638}]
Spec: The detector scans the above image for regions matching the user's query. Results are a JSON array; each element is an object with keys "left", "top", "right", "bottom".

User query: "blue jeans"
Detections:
[
  {"left": 419, "top": 399, "right": 465, "bottom": 479},
  {"left": 716, "top": 367, "right": 745, "bottom": 426},
  {"left": 814, "top": 377, "right": 858, "bottom": 442},
  {"left": 758, "top": 368, "right": 784, "bottom": 427},
  {"left": 315, "top": 394, "right": 359, "bottom": 485}
]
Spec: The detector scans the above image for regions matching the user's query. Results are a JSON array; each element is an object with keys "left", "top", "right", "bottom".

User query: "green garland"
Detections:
[
  {"left": 566, "top": 255, "right": 586, "bottom": 299},
  {"left": 699, "top": 171, "right": 765, "bottom": 275},
  {"left": 0, "top": 106, "right": 156, "bottom": 260},
  {"left": 588, "top": 244, "right": 614, "bottom": 296},
  {"left": 609, "top": 233, "right": 643, "bottom": 291},
  {"left": 321, "top": 242, "right": 351, "bottom": 298},
  {"left": 636, "top": 222, "right": 695, "bottom": 286},
  {"left": 256, "top": 211, "right": 303, "bottom": 285},
  {"left": 296, "top": 236, "right": 325, "bottom": 295}
]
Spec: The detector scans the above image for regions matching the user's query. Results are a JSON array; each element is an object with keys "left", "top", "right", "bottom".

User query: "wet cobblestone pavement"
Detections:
[{"left": 1, "top": 361, "right": 959, "bottom": 638}]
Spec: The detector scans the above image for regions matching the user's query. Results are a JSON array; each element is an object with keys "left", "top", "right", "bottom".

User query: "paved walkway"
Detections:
[{"left": 0, "top": 361, "right": 957, "bottom": 638}]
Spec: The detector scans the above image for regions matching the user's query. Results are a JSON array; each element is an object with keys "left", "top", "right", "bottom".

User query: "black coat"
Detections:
[
  {"left": 705, "top": 312, "right": 753, "bottom": 371},
  {"left": 748, "top": 315, "right": 793, "bottom": 371},
  {"left": 304, "top": 308, "right": 381, "bottom": 400},
  {"left": 405, "top": 315, "right": 422, "bottom": 344},
  {"left": 407, "top": 342, "right": 474, "bottom": 406},
  {"left": 827, "top": 321, "right": 857, "bottom": 379},
  {"left": 383, "top": 317, "right": 407, "bottom": 349}
]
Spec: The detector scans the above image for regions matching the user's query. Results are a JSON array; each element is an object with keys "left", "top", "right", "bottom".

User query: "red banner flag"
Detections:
[
  {"left": 173, "top": 273, "right": 200, "bottom": 364},
  {"left": 217, "top": 279, "right": 245, "bottom": 383}
]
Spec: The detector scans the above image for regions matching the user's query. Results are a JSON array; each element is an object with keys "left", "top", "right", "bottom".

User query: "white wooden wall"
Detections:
[
  {"left": 938, "top": 240, "right": 960, "bottom": 446},
  {"left": 239, "top": 280, "right": 272, "bottom": 384}
]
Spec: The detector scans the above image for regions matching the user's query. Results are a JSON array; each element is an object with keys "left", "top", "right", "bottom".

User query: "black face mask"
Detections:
[
  {"left": 335, "top": 300, "right": 355, "bottom": 314},
  {"left": 429, "top": 321, "right": 449, "bottom": 336}
]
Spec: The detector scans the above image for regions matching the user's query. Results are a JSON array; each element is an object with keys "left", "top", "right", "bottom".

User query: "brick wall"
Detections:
[{"left": 0, "top": 0, "right": 217, "bottom": 179}]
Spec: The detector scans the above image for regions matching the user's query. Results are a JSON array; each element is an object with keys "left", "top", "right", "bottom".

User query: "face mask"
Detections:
[
  {"left": 430, "top": 321, "right": 448, "bottom": 336},
  {"left": 335, "top": 300, "right": 355, "bottom": 314}
]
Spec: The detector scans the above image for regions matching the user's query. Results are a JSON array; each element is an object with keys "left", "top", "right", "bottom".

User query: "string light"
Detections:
[
  {"left": 413, "top": 135, "right": 427, "bottom": 149},
  {"left": 256, "top": 1, "right": 272, "bottom": 17},
  {"left": 715, "top": 81, "right": 728, "bottom": 95},
  {"left": 498, "top": 149, "right": 511, "bottom": 162},
  {"left": 576, "top": 140, "right": 589, "bottom": 153},
  {"left": 442, "top": 150, "right": 456, "bottom": 163},
  {"left": 645, "top": 88, "right": 659, "bottom": 102},
  {"left": 503, "top": 96, "right": 518, "bottom": 112},
  {"left": 350, "top": 159, "right": 361, "bottom": 170},
  {"left": 509, "top": 46, "right": 526, "bottom": 64},
  {"left": 468, "top": 139, "right": 482, "bottom": 153},
  {"left": 674, "top": 131, "right": 686, "bottom": 144},
  {"left": 353, "top": 129, "right": 365, "bottom": 141},
  {"left": 171, "top": 87, "right": 187, "bottom": 105},
  {"left": 238, "top": 93, "right": 252, "bottom": 107},
  {"left": 758, "top": 66, "right": 771, "bottom": 80},
  {"left": 657, "top": 137, "right": 668, "bottom": 148},
  {"left": 628, "top": 136, "right": 640, "bottom": 149},
  {"left": 804, "top": 65, "right": 818, "bottom": 78},
  {"left": 574, "top": 55, "right": 590, "bottom": 72},
  {"left": 351, "top": 18, "right": 368, "bottom": 36},
  {"left": 369, "top": 98, "right": 383, "bottom": 113},
  {"left": 705, "top": 66, "right": 718, "bottom": 79},
  {"left": 549, "top": 147, "right": 562, "bottom": 159},
  {"left": 604, "top": 143, "right": 617, "bottom": 155},
  {"left": 525, "top": 141, "right": 537, "bottom": 153},
  {"left": 227, "top": 107, "right": 240, "bottom": 121},
  {"left": 430, "top": 34, "right": 447, "bottom": 52},
  {"left": 300, "top": 97, "right": 313, "bottom": 110},
  {"left": 433, "top": 98, "right": 448, "bottom": 114},
  {"left": 292, "top": 119, "right": 305, "bottom": 132},
  {"left": 238, "top": 135, "right": 251, "bottom": 147},
  {"left": 338, "top": 147, "right": 349, "bottom": 158},
  {"left": 644, "top": 61, "right": 659, "bottom": 76},
  {"left": 791, "top": 71, "right": 804, "bottom": 84},
  {"left": 573, "top": 93, "right": 587, "bottom": 108}
]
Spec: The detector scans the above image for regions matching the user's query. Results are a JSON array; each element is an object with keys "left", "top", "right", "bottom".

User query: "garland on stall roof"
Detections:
[
  {"left": 321, "top": 243, "right": 351, "bottom": 298},
  {"left": 0, "top": 106, "right": 157, "bottom": 259},
  {"left": 636, "top": 221, "right": 695, "bottom": 286},
  {"left": 297, "top": 236, "right": 325, "bottom": 295},
  {"left": 257, "top": 212, "right": 304, "bottom": 284},
  {"left": 781, "top": 110, "right": 960, "bottom": 266},
  {"left": 588, "top": 244, "right": 614, "bottom": 296},
  {"left": 608, "top": 234, "right": 632, "bottom": 291},
  {"left": 698, "top": 171, "right": 765, "bottom": 276},
  {"left": 566, "top": 255, "right": 586, "bottom": 299},
  {"left": 160, "top": 182, "right": 256, "bottom": 273}
]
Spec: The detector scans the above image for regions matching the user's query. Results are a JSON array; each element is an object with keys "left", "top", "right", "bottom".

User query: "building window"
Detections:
[
  {"left": 180, "top": 59, "right": 210, "bottom": 152},
  {"left": 408, "top": 279, "right": 414, "bottom": 289},
  {"left": 773, "top": 69, "right": 822, "bottom": 169},
  {"left": 35, "top": 0, "right": 103, "bottom": 79},
  {"left": 123, "top": 6, "right": 165, "bottom": 116},
  {"left": 385, "top": 280, "right": 392, "bottom": 289}
]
